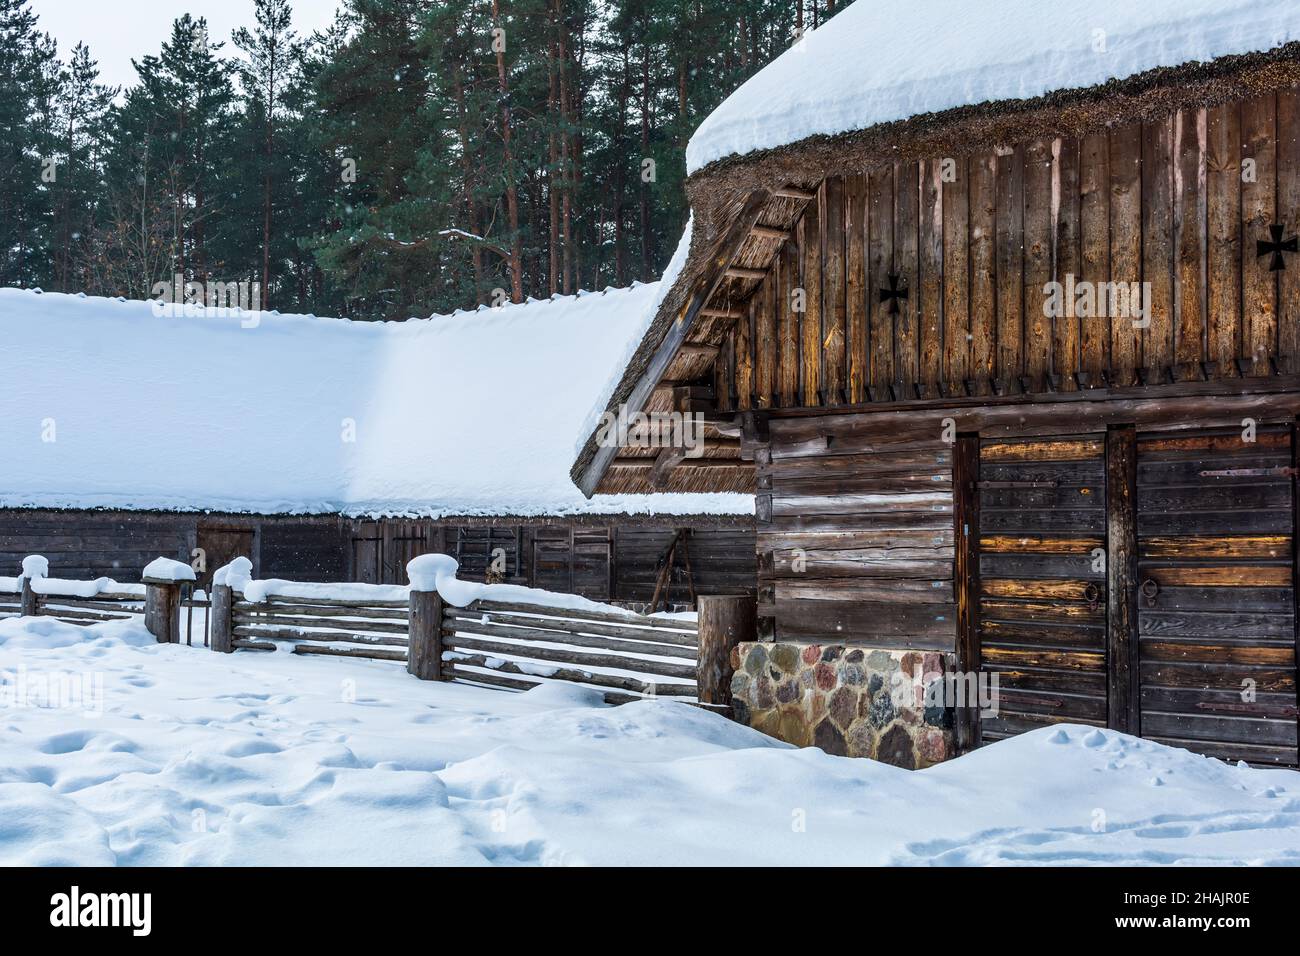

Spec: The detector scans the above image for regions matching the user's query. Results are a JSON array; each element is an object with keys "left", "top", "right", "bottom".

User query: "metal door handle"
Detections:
[{"left": 1140, "top": 578, "right": 1160, "bottom": 608}]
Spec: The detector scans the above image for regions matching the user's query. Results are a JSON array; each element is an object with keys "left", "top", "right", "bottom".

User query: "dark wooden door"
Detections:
[
  {"left": 977, "top": 436, "right": 1109, "bottom": 741},
  {"left": 1135, "top": 427, "right": 1298, "bottom": 765},
  {"left": 196, "top": 527, "right": 255, "bottom": 591}
]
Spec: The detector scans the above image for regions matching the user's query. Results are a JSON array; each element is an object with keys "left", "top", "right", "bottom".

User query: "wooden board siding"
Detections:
[
  {"left": 1135, "top": 426, "right": 1298, "bottom": 765},
  {"left": 0, "top": 511, "right": 755, "bottom": 610},
  {"left": 719, "top": 87, "right": 1300, "bottom": 408},
  {"left": 757, "top": 414, "right": 956, "bottom": 649},
  {"left": 977, "top": 436, "right": 1110, "bottom": 740}
]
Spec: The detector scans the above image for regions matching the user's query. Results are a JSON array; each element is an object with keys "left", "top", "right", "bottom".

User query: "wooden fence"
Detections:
[
  {"left": 1, "top": 553, "right": 753, "bottom": 710},
  {"left": 212, "top": 557, "right": 752, "bottom": 707},
  {"left": 0, "top": 571, "right": 145, "bottom": 626}
]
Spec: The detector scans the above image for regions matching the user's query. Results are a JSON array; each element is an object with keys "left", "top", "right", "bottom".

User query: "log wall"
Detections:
[
  {"left": 0, "top": 510, "right": 755, "bottom": 610},
  {"left": 718, "top": 89, "right": 1300, "bottom": 409},
  {"left": 756, "top": 419, "right": 957, "bottom": 650}
]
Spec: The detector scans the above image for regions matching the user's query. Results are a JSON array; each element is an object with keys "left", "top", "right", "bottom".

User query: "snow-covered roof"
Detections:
[
  {"left": 0, "top": 287, "right": 752, "bottom": 518},
  {"left": 686, "top": 0, "right": 1300, "bottom": 173}
]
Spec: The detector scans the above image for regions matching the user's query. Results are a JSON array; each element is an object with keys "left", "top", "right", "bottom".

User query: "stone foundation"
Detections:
[{"left": 729, "top": 642, "right": 956, "bottom": 768}]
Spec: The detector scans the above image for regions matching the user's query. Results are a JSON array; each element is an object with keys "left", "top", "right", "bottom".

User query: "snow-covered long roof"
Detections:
[
  {"left": 0, "top": 287, "right": 752, "bottom": 518},
  {"left": 686, "top": 0, "right": 1300, "bottom": 173}
]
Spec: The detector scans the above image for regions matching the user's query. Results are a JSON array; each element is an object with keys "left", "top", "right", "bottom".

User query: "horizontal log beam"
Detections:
[
  {"left": 749, "top": 224, "right": 790, "bottom": 240},
  {"left": 724, "top": 266, "right": 768, "bottom": 281},
  {"left": 773, "top": 186, "right": 816, "bottom": 200}
]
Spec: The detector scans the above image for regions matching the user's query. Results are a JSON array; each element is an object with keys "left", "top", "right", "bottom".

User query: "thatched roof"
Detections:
[{"left": 571, "top": 0, "right": 1300, "bottom": 497}]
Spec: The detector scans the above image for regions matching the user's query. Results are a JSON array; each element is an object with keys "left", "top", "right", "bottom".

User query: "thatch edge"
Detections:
[{"left": 569, "top": 43, "right": 1300, "bottom": 496}]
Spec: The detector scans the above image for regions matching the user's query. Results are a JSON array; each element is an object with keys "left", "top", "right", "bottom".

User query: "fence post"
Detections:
[
  {"left": 210, "top": 583, "right": 233, "bottom": 653},
  {"left": 407, "top": 586, "right": 445, "bottom": 681},
  {"left": 697, "top": 594, "right": 756, "bottom": 707},
  {"left": 19, "top": 576, "right": 37, "bottom": 617}
]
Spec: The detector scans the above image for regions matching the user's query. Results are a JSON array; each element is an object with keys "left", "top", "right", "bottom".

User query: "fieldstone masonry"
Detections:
[{"left": 729, "top": 642, "right": 957, "bottom": 768}]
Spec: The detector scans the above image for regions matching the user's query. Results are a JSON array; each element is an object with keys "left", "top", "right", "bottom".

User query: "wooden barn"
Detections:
[
  {"left": 574, "top": 2, "right": 1300, "bottom": 765},
  {"left": 0, "top": 284, "right": 753, "bottom": 609}
]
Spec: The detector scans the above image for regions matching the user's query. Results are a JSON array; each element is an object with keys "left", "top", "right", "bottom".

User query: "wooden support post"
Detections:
[
  {"left": 407, "top": 588, "right": 445, "bottom": 681},
  {"left": 210, "top": 583, "right": 233, "bottom": 653},
  {"left": 1106, "top": 425, "right": 1140, "bottom": 734},
  {"left": 143, "top": 579, "right": 182, "bottom": 644},
  {"left": 19, "top": 576, "right": 37, "bottom": 617},
  {"left": 953, "top": 434, "right": 982, "bottom": 752},
  {"left": 697, "top": 594, "right": 756, "bottom": 707}
]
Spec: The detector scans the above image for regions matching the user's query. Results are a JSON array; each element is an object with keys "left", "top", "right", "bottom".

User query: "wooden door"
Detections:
[
  {"left": 195, "top": 527, "right": 255, "bottom": 592},
  {"left": 1136, "top": 427, "right": 1298, "bottom": 765},
  {"left": 977, "top": 436, "right": 1109, "bottom": 741}
]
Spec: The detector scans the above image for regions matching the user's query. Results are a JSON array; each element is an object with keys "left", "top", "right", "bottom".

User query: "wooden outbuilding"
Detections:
[
  {"left": 0, "top": 284, "right": 753, "bottom": 609},
  {"left": 574, "top": 2, "right": 1300, "bottom": 765}
]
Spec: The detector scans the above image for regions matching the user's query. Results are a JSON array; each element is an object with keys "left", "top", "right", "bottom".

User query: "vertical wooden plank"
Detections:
[
  {"left": 1079, "top": 131, "right": 1111, "bottom": 382},
  {"left": 1206, "top": 102, "right": 1242, "bottom": 374},
  {"left": 715, "top": 327, "right": 734, "bottom": 412},
  {"left": 995, "top": 145, "right": 1024, "bottom": 385},
  {"left": 1023, "top": 138, "right": 1054, "bottom": 389},
  {"left": 845, "top": 172, "right": 869, "bottom": 402},
  {"left": 953, "top": 434, "right": 982, "bottom": 752},
  {"left": 943, "top": 155, "right": 969, "bottom": 389},
  {"left": 1109, "top": 123, "right": 1143, "bottom": 385},
  {"left": 920, "top": 159, "right": 945, "bottom": 388},
  {"left": 736, "top": 295, "right": 753, "bottom": 410},
  {"left": 1106, "top": 425, "right": 1139, "bottom": 735},
  {"left": 1053, "top": 136, "right": 1082, "bottom": 389},
  {"left": 894, "top": 160, "right": 921, "bottom": 390},
  {"left": 1174, "top": 107, "right": 1208, "bottom": 373},
  {"left": 801, "top": 189, "right": 823, "bottom": 405},
  {"left": 968, "top": 153, "right": 996, "bottom": 392},
  {"left": 1241, "top": 92, "right": 1278, "bottom": 375},
  {"left": 1142, "top": 116, "right": 1175, "bottom": 375},
  {"left": 754, "top": 265, "right": 775, "bottom": 407},
  {"left": 779, "top": 237, "right": 800, "bottom": 405},
  {"left": 869, "top": 164, "right": 896, "bottom": 388},
  {"left": 1280, "top": 91, "right": 1300, "bottom": 373},
  {"left": 822, "top": 177, "right": 846, "bottom": 404}
]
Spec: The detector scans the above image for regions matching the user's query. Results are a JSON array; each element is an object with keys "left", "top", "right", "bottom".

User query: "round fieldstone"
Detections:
[
  {"left": 776, "top": 679, "right": 799, "bottom": 704},
  {"left": 730, "top": 670, "right": 752, "bottom": 700},
  {"left": 829, "top": 686, "right": 858, "bottom": 730},
  {"left": 916, "top": 727, "right": 949, "bottom": 766},
  {"left": 867, "top": 650, "right": 892, "bottom": 672},
  {"left": 813, "top": 717, "right": 848, "bottom": 756},
  {"left": 845, "top": 648, "right": 865, "bottom": 664},
  {"left": 814, "top": 662, "right": 838, "bottom": 691},
  {"left": 867, "top": 672, "right": 884, "bottom": 695},
  {"left": 744, "top": 644, "right": 768, "bottom": 676},
  {"left": 779, "top": 708, "right": 812, "bottom": 747},
  {"left": 846, "top": 718, "right": 877, "bottom": 758},
  {"left": 731, "top": 698, "right": 751, "bottom": 725},
  {"left": 800, "top": 644, "right": 823, "bottom": 665},
  {"left": 770, "top": 643, "right": 800, "bottom": 674},
  {"left": 841, "top": 663, "right": 865, "bottom": 686},
  {"left": 820, "top": 645, "right": 843, "bottom": 663},
  {"left": 877, "top": 723, "right": 917, "bottom": 770}
]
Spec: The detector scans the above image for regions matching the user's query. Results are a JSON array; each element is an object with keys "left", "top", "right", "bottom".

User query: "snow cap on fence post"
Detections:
[
  {"left": 18, "top": 555, "right": 47, "bottom": 616},
  {"left": 142, "top": 557, "right": 195, "bottom": 644},
  {"left": 406, "top": 554, "right": 453, "bottom": 681}
]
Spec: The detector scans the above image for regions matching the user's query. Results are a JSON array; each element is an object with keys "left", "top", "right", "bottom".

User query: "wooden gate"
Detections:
[
  {"left": 976, "top": 436, "right": 1109, "bottom": 741},
  {"left": 1135, "top": 426, "right": 1298, "bottom": 765}
]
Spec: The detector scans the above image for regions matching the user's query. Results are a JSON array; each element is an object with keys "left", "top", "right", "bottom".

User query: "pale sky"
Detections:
[{"left": 32, "top": 0, "right": 344, "bottom": 90}]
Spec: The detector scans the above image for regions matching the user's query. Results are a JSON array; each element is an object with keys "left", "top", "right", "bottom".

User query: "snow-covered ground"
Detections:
[{"left": 1, "top": 615, "right": 1297, "bottom": 866}]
